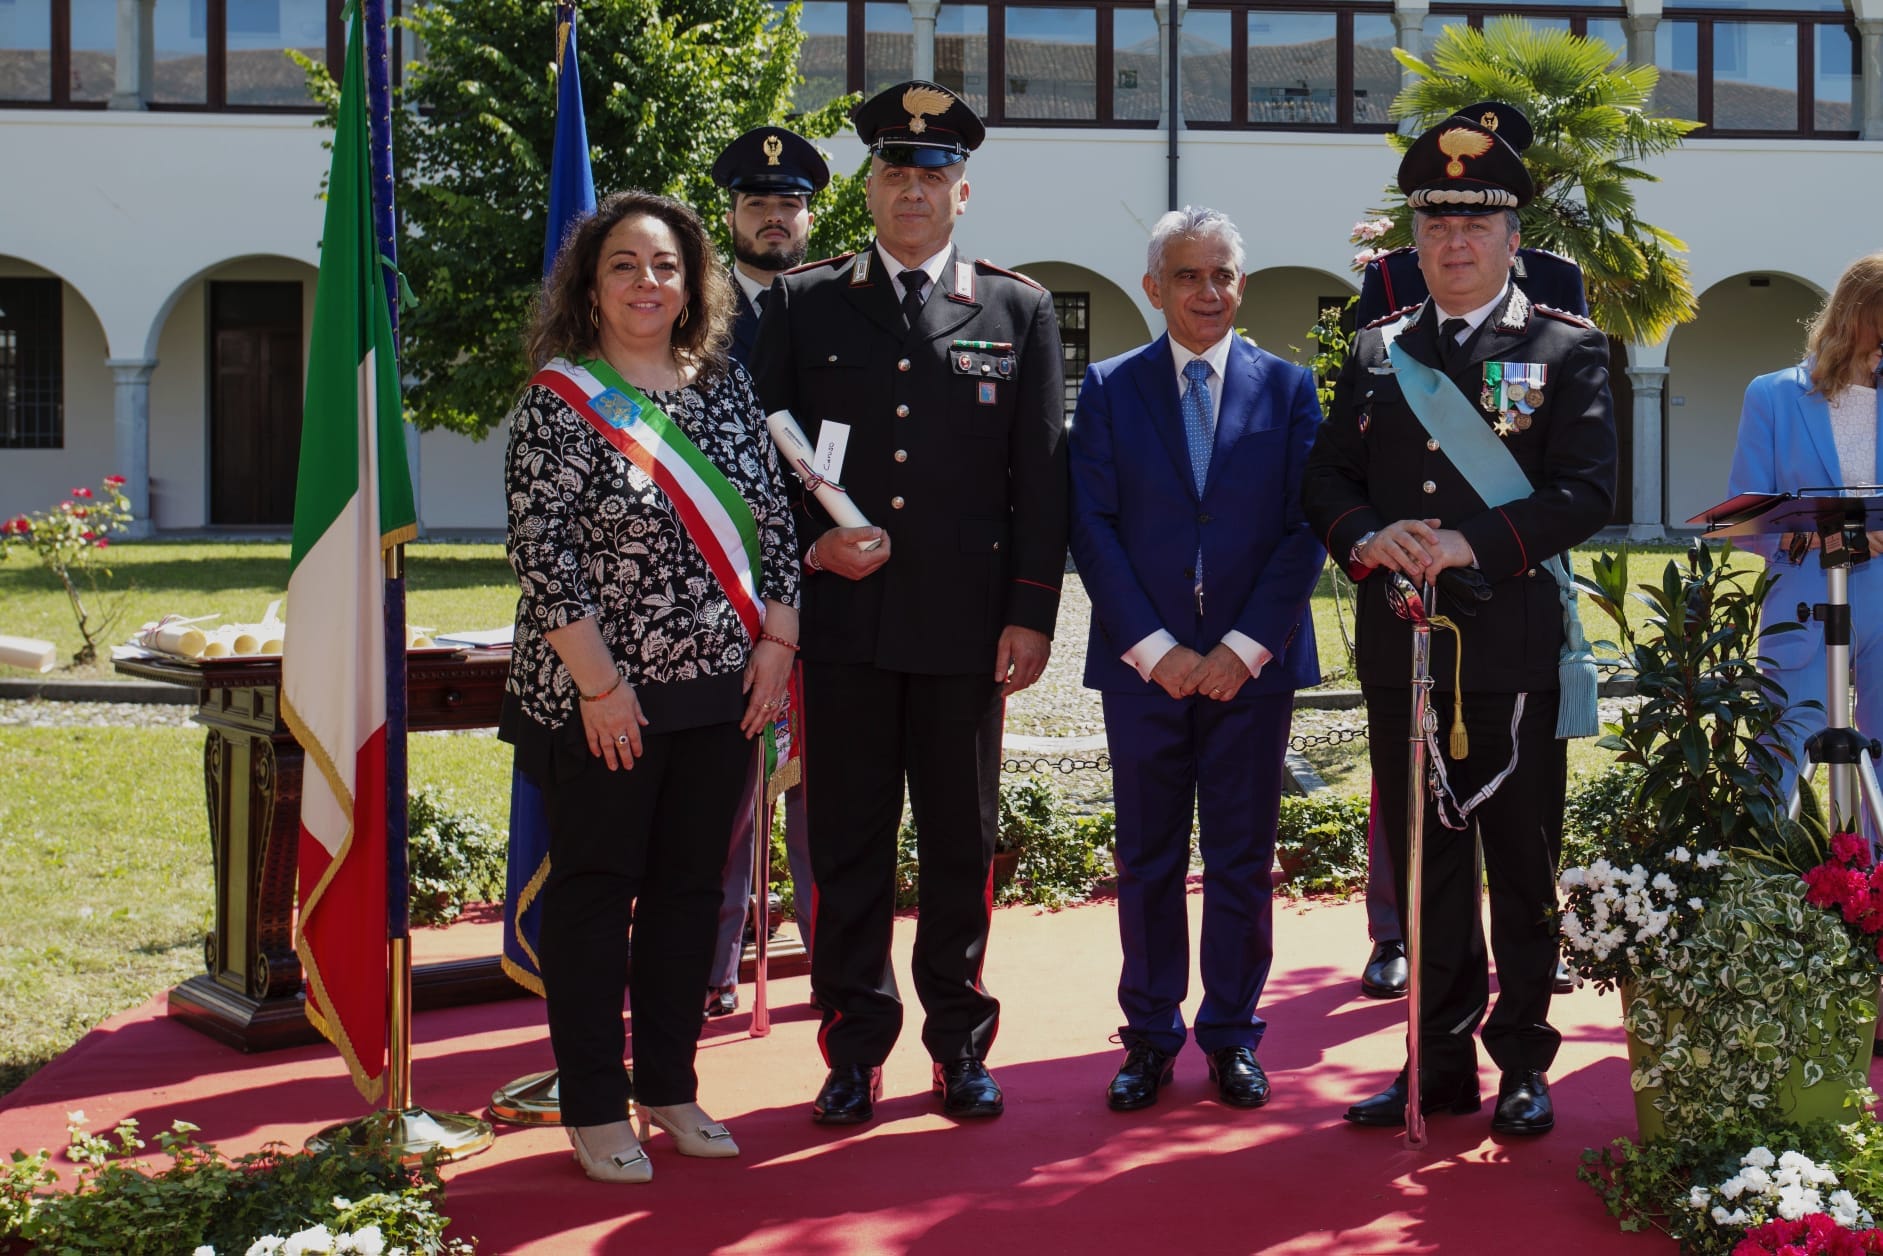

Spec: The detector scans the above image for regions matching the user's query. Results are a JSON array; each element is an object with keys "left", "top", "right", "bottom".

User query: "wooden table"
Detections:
[{"left": 114, "top": 649, "right": 529, "bottom": 1051}]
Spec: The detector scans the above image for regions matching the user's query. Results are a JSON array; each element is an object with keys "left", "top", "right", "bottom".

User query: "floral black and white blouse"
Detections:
[{"left": 502, "top": 361, "right": 798, "bottom": 743}]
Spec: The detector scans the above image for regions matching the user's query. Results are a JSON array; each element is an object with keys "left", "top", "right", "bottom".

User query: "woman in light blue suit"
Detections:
[{"left": 1727, "top": 252, "right": 1883, "bottom": 823}]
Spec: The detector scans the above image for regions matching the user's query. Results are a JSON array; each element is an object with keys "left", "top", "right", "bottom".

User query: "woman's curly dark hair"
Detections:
[{"left": 526, "top": 189, "right": 735, "bottom": 384}]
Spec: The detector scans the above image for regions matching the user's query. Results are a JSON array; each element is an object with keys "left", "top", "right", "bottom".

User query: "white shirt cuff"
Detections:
[
  {"left": 1222, "top": 630, "right": 1271, "bottom": 680},
  {"left": 1123, "top": 629, "right": 1179, "bottom": 682}
]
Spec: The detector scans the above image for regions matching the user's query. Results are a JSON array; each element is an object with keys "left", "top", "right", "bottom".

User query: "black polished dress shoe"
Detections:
[
  {"left": 1106, "top": 1042, "right": 1176, "bottom": 1111},
  {"left": 1344, "top": 1070, "right": 1481, "bottom": 1126},
  {"left": 1206, "top": 1046, "right": 1270, "bottom": 1109},
  {"left": 1360, "top": 940, "right": 1409, "bottom": 999},
  {"left": 933, "top": 1060, "right": 1004, "bottom": 1118},
  {"left": 703, "top": 985, "right": 738, "bottom": 1020},
  {"left": 1490, "top": 1069, "right": 1554, "bottom": 1135},
  {"left": 1552, "top": 959, "right": 1576, "bottom": 995},
  {"left": 811, "top": 1064, "right": 882, "bottom": 1125}
]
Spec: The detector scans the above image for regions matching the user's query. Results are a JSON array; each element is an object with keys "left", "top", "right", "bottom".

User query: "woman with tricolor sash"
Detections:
[{"left": 500, "top": 190, "right": 800, "bottom": 1184}]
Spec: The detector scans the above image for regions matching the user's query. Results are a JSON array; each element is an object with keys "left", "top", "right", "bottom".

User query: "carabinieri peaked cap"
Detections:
[
  {"left": 852, "top": 79, "right": 986, "bottom": 168},
  {"left": 710, "top": 126, "right": 831, "bottom": 197},
  {"left": 1397, "top": 102, "right": 1536, "bottom": 215}
]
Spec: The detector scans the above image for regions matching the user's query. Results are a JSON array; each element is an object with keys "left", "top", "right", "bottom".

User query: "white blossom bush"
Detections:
[
  {"left": 1559, "top": 845, "right": 1725, "bottom": 990},
  {"left": 1682, "top": 1145, "right": 1872, "bottom": 1245}
]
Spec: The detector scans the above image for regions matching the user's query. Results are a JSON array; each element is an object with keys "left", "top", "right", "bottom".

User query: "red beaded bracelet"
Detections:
[{"left": 759, "top": 632, "right": 799, "bottom": 652}]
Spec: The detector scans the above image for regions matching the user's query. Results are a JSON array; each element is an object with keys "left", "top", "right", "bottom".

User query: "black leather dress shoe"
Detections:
[
  {"left": 933, "top": 1060, "right": 1004, "bottom": 1118},
  {"left": 1106, "top": 1042, "right": 1176, "bottom": 1111},
  {"left": 812, "top": 1064, "right": 882, "bottom": 1125},
  {"left": 1344, "top": 1070, "right": 1481, "bottom": 1126},
  {"left": 1360, "top": 940, "right": 1409, "bottom": 999},
  {"left": 1490, "top": 1069, "right": 1554, "bottom": 1135},
  {"left": 703, "top": 985, "right": 738, "bottom": 1020},
  {"left": 1552, "top": 959, "right": 1576, "bottom": 995},
  {"left": 1207, "top": 1046, "right": 1270, "bottom": 1108}
]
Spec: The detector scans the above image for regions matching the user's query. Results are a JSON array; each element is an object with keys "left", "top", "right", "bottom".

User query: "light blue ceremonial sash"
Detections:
[{"left": 1387, "top": 340, "right": 1599, "bottom": 739}]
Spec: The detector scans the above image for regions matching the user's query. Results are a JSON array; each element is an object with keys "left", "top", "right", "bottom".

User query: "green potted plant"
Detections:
[{"left": 1564, "top": 543, "right": 1875, "bottom": 1142}]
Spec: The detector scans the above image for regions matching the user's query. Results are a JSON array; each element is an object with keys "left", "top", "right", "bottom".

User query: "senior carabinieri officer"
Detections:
[
  {"left": 1303, "top": 103, "right": 1615, "bottom": 1138},
  {"left": 702, "top": 125, "right": 829, "bottom": 1021},
  {"left": 751, "top": 80, "right": 1069, "bottom": 1126}
]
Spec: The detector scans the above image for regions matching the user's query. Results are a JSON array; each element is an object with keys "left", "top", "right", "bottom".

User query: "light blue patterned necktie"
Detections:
[{"left": 1182, "top": 358, "right": 1214, "bottom": 613}]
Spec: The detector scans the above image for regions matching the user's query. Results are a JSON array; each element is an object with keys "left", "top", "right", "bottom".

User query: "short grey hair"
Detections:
[
  {"left": 1146, "top": 206, "right": 1246, "bottom": 279},
  {"left": 1413, "top": 208, "right": 1521, "bottom": 239}
]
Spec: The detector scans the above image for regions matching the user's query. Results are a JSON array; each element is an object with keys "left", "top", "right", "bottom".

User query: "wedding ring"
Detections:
[{"left": 1211, "top": 688, "right": 1223, "bottom": 697}]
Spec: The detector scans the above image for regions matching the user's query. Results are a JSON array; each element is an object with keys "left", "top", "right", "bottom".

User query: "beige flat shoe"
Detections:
[
  {"left": 567, "top": 1120, "right": 653, "bottom": 1183},
  {"left": 637, "top": 1102, "right": 740, "bottom": 1158}
]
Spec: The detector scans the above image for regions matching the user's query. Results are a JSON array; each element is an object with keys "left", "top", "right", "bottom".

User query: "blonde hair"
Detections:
[{"left": 1806, "top": 252, "right": 1883, "bottom": 400}]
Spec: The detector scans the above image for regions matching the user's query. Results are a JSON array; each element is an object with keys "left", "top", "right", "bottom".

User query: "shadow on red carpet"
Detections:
[{"left": 0, "top": 892, "right": 1693, "bottom": 1254}]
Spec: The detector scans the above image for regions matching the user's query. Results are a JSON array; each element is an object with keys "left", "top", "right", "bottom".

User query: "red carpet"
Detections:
[{"left": 0, "top": 891, "right": 1684, "bottom": 1254}]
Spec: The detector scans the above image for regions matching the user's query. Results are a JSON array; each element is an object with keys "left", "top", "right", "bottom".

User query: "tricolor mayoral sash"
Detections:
[{"left": 532, "top": 356, "right": 765, "bottom": 640}]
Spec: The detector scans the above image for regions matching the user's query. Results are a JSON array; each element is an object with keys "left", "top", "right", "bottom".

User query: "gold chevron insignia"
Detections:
[
  {"left": 1438, "top": 127, "right": 1493, "bottom": 178},
  {"left": 762, "top": 134, "right": 783, "bottom": 166},
  {"left": 903, "top": 85, "right": 953, "bottom": 134}
]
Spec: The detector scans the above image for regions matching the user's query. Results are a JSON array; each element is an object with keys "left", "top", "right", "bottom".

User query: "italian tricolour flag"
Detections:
[{"left": 280, "top": 4, "right": 416, "bottom": 1104}]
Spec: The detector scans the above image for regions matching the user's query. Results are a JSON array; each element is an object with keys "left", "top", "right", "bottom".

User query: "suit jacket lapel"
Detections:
[
  {"left": 1464, "top": 283, "right": 1528, "bottom": 373},
  {"left": 1795, "top": 367, "right": 1844, "bottom": 485},
  {"left": 1206, "top": 337, "right": 1258, "bottom": 490},
  {"left": 1130, "top": 335, "right": 1196, "bottom": 500},
  {"left": 841, "top": 242, "right": 907, "bottom": 340}
]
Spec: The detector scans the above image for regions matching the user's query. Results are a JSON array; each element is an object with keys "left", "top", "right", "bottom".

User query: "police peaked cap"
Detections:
[
  {"left": 1398, "top": 102, "right": 1535, "bottom": 215},
  {"left": 853, "top": 79, "right": 985, "bottom": 168},
  {"left": 711, "top": 126, "right": 831, "bottom": 197}
]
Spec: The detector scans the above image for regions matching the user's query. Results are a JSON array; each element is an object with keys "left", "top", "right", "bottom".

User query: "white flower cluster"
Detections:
[
  {"left": 1684, "top": 1146, "right": 1872, "bottom": 1231},
  {"left": 192, "top": 1225, "right": 392, "bottom": 1256},
  {"left": 1559, "top": 849, "right": 1723, "bottom": 963}
]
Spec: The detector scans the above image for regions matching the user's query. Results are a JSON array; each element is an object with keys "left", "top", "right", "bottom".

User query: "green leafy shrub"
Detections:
[
  {"left": 895, "top": 776, "right": 1118, "bottom": 911},
  {"left": 407, "top": 785, "right": 507, "bottom": 927},
  {"left": 1, "top": 1115, "right": 473, "bottom": 1254},
  {"left": 0, "top": 476, "right": 136, "bottom": 665},
  {"left": 1561, "top": 762, "right": 1646, "bottom": 874},
  {"left": 1275, "top": 791, "right": 1369, "bottom": 895}
]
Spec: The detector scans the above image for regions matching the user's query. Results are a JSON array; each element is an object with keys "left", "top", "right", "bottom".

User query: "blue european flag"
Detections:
[
  {"left": 504, "top": 1, "right": 595, "bottom": 998},
  {"left": 541, "top": 2, "right": 595, "bottom": 277}
]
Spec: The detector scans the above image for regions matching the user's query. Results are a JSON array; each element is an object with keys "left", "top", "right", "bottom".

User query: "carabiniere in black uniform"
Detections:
[
  {"left": 1303, "top": 100, "right": 1616, "bottom": 1136},
  {"left": 750, "top": 80, "right": 1069, "bottom": 1122}
]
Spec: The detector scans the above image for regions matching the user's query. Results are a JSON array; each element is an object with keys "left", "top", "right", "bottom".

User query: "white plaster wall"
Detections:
[
  {"left": 1010, "top": 261, "right": 1152, "bottom": 364},
  {"left": 0, "top": 260, "right": 115, "bottom": 517},
  {"left": 416, "top": 421, "right": 509, "bottom": 535},
  {"left": 1242, "top": 266, "right": 1360, "bottom": 368},
  {"left": 1665, "top": 273, "right": 1825, "bottom": 525}
]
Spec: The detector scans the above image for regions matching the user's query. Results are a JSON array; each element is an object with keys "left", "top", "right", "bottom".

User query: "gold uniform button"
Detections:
[
  {"left": 896, "top": 404, "right": 910, "bottom": 417},
  {"left": 1422, "top": 480, "right": 1437, "bottom": 494},
  {"left": 1528, "top": 568, "right": 1538, "bottom": 577},
  {"left": 891, "top": 495, "right": 906, "bottom": 510},
  {"left": 1426, "top": 438, "right": 1440, "bottom": 452},
  {"left": 894, "top": 449, "right": 908, "bottom": 462},
  {"left": 897, "top": 358, "right": 911, "bottom": 372},
  {"left": 992, "top": 541, "right": 1001, "bottom": 551},
  {"left": 826, "top": 354, "right": 838, "bottom": 363}
]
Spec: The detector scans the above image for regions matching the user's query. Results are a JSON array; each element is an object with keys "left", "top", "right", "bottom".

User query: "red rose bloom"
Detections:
[{"left": 71, "top": 486, "right": 92, "bottom": 499}]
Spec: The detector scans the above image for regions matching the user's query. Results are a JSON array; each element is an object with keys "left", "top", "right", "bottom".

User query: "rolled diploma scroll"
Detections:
[
  {"left": 0, "top": 634, "right": 56, "bottom": 673},
  {"left": 136, "top": 618, "right": 209, "bottom": 659},
  {"left": 765, "top": 409, "right": 882, "bottom": 552}
]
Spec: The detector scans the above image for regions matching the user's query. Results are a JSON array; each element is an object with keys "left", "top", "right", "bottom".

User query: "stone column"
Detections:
[
  {"left": 1392, "top": 4, "right": 1428, "bottom": 135},
  {"left": 1155, "top": 0, "right": 1188, "bottom": 130},
  {"left": 910, "top": 0, "right": 939, "bottom": 83},
  {"left": 1626, "top": 364, "right": 1669, "bottom": 541},
  {"left": 108, "top": 0, "right": 154, "bottom": 110},
  {"left": 1623, "top": 14, "right": 1659, "bottom": 70},
  {"left": 1859, "top": 19, "right": 1883, "bottom": 141},
  {"left": 107, "top": 358, "right": 157, "bottom": 538}
]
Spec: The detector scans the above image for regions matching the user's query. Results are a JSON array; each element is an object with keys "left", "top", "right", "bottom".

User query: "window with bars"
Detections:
[
  {"left": 0, "top": 278, "right": 64, "bottom": 450},
  {"left": 1054, "top": 291, "right": 1089, "bottom": 420}
]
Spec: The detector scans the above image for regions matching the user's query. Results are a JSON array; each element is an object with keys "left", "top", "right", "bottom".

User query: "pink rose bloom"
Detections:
[
  {"left": 71, "top": 486, "right": 92, "bottom": 499},
  {"left": 104, "top": 475, "right": 126, "bottom": 486}
]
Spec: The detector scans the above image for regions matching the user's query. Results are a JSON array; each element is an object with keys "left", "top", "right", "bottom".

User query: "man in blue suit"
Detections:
[{"left": 1070, "top": 207, "right": 1324, "bottom": 1111}]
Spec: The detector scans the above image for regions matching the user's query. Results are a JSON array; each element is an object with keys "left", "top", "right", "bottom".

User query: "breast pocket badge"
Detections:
[{"left": 977, "top": 381, "right": 998, "bottom": 405}]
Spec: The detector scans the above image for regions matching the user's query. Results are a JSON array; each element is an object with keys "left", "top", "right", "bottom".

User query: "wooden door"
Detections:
[{"left": 210, "top": 281, "right": 303, "bottom": 525}]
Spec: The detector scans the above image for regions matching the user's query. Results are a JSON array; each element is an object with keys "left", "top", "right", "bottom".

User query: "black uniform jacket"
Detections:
[
  {"left": 1304, "top": 284, "right": 1616, "bottom": 693},
  {"left": 750, "top": 243, "right": 1070, "bottom": 676},
  {"left": 729, "top": 273, "right": 762, "bottom": 366},
  {"left": 1355, "top": 245, "right": 1589, "bottom": 328}
]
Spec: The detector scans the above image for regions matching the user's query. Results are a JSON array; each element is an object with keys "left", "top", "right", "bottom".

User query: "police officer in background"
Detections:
[
  {"left": 700, "top": 126, "right": 830, "bottom": 1021},
  {"left": 1348, "top": 100, "right": 1589, "bottom": 1004},
  {"left": 751, "top": 79, "right": 1069, "bottom": 1126},
  {"left": 1304, "top": 103, "right": 1615, "bottom": 1138}
]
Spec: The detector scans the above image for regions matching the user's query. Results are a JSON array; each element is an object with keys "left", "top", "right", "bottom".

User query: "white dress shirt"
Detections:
[
  {"left": 1122, "top": 329, "right": 1274, "bottom": 685},
  {"left": 875, "top": 240, "right": 952, "bottom": 304},
  {"left": 1431, "top": 283, "right": 1511, "bottom": 343},
  {"left": 732, "top": 264, "right": 772, "bottom": 311}
]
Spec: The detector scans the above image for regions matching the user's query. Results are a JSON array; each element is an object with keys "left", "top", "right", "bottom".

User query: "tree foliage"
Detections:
[
  {"left": 305, "top": 0, "right": 873, "bottom": 437},
  {"left": 1372, "top": 19, "right": 1702, "bottom": 345}
]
